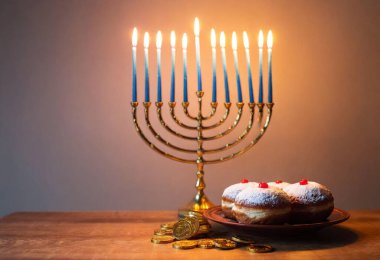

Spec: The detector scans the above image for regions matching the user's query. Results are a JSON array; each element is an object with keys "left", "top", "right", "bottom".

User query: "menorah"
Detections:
[{"left": 130, "top": 18, "right": 275, "bottom": 213}]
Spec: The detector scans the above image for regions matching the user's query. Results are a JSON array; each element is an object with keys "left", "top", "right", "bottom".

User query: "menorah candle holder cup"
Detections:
[{"left": 131, "top": 91, "right": 274, "bottom": 214}]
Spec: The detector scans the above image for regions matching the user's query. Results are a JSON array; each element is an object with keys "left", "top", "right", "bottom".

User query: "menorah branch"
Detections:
[
  {"left": 202, "top": 102, "right": 218, "bottom": 120},
  {"left": 169, "top": 102, "right": 232, "bottom": 130},
  {"left": 203, "top": 103, "right": 255, "bottom": 154},
  {"left": 202, "top": 103, "right": 232, "bottom": 130},
  {"left": 204, "top": 103, "right": 274, "bottom": 164},
  {"left": 156, "top": 103, "right": 198, "bottom": 140},
  {"left": 144, "top": 102, "right": 197, "bottom": 154},
  {"left": 131, "top": 101, "right": 195, "bottom": 164},
  {"left": 169, "top": 104, "right": 198, "bottom": 130},
  {"left": 202, "top": 103, "right": 244, "bottom": 141}
]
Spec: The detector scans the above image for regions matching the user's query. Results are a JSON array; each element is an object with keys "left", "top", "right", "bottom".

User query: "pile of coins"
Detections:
[
  {"left": 151, "top": 210, "right": 273, "bottom": 253},
  {"left": 173, "top": 211, "right": 211, "bottom": 240}
]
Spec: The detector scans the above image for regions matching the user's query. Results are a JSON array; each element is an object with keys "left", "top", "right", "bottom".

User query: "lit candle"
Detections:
[
  {"left": 182, "top": 33, "right": 188, "bottom": 102},
  {"left": 220, "top": 32, "right": 230, "bottom": 103},
  {"left": 258, "top": 30, "right": 264, "bottom": 103},
  {"left": 170, "top": 31, "right": 176, "bottom": 102},
  {"left": 232, "top": 32, "right": 243, "bottom": 102},
  {"left": 211, "top": 28, "right": 217, "bottom": 102},
  {"left": 132, "top": 28, "right": 138, "bottom": 102},
  {"left": 267, "top": 30, "right": 273, "bottom": 103},
  {"left": 194, "top": 17, "right": 202, "bottom": 91},
  {"left": 243, "top": 31, "right": 254, "bottom": 103},
  {"left": 144, "top": 32, "right": 150, "bottom": 102},
  {"left": 156, "top": 31, "right": 162, "bottom": 102}
]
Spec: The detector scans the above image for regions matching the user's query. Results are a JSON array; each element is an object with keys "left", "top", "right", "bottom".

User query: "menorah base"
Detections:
[{"left": 177, "top": 193, "right": 215, "bottom": 218}]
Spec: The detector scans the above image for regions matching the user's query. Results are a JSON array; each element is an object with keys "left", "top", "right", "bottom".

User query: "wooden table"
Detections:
[{"left": 0, "top": 211, "right": 379, "bottom": 259}]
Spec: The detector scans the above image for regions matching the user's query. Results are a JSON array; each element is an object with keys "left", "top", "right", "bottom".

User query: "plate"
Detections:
[{"left": 203, "top": 206, "right": 350, "bottom": 235}]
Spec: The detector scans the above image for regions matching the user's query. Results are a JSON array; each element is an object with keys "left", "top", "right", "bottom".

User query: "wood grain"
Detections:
[{"left": 0, "top": 211, "right": 379, "bottom": 259}]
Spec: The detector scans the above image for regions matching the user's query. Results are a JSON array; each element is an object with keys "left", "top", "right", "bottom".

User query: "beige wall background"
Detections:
[{"left": 1, "top": 0, "right": 379, "bottom": 215}]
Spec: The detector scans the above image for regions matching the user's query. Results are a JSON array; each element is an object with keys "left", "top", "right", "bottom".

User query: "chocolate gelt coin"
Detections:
[
  {"left": 150, "top": 235, "right": 175, "bottom": 244},
  {"left": 154, "top": 229, "right": 173, "bottom": 236},
  {"left": 173, "top": 217, "right": 199, "bottom": 240},
  {"left": 160, "top": 222, "right": 176, "bottom": 229},
  {"left": 181, "top": 210, "right": 208, "bottom": 224},
  {"left": 172, "top": 240, "right": 198, "bottom": 250},
  {"left": 231, "top": 235, "right": 255, "bottom": 244},
  {"left": 248, "top": 244, "right": 273, "bottom": 253},
  {"left": 197, "top": 224, "right": 211, "bottom": 234},
  {"left": 184, "top": 210, "right": 203, "bottom": 219},
  {"left": 213, "top": 238, "right": 237, "bottom": 250},
  {"left": 197, "top": 239, "right": 215, "bottom": 249}
]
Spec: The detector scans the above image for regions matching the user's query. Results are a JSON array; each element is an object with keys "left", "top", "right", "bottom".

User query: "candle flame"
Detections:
[
  {"left": 243, "top": 31, "right": 249, "bottom": 49},
  {"left": 220, "top": 31, "right": 226, "bottom": 48},
  {"left": 144, "top": 32, "right": 149, "bottom": 48},
  {"left": 156, "top": 31, "right": 162, "bottom": 49},
  {"left": 232, "top": 31, "right": 237, "bottom": 50},
  {"left": 258, "top": 30, "right": 264, "bottom": 48},
  {"left": 194, "top": 17, "right": 200, "bottom": 36},
  {"left": 182, "top": 33, "right": 188, "bottom": 49},
  {"left": 170, "top": 31, "right": 176, "bottom": 48},
  {"left": 211, "top": 29, "right": 216, "bottom": 48},
  {"left": 267, "top": 30, "right": 273, "bottom": 49},
  {"left": 132, "top": 27, "right": 138, "bottom": 47}
]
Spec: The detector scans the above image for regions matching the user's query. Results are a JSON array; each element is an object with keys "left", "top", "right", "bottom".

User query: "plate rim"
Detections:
[{"left": 203, "top": 205, "right": 350, "bottom": 230}]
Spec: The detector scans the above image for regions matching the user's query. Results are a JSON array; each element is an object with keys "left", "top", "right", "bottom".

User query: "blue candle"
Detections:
[
  {"left": 258, "top": 30, "right": 264, "bottom": 103},
  {"left": 267, "top": 30, "right": 273, "bottom": 103},
  {"left": 243, "top": 32, "right": 254, "bottom": 103},
  {"left": 194, "top": 18, "right": 202, "bottom": 91},
  {"left": 211, "top": 29, "right": 217, "bottom": 102},
  {"left": 220, "top": 32, "right": 230, "bottom": 103},
  {"left": 182, "top": 33, "right": 188, "bottom": 102},
  {"left": 170, "top": 31, "right": 176, "bottom": 102},
  {"left": 132, "top": 28, "right": 138, "bottom": 102},
  {"left": 143, "top": 32, "right": 150, "bottom": 102},
  {"left": 232, "top": 32, "right": 243, "bottom": 103},
  {"left": 156, "top": 31, "right": 162, "bottom": 102}
]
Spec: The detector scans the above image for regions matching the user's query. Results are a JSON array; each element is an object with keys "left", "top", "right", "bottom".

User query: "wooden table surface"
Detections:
[{"left": 0, "top": 210, "right": 379, "bottom": 259}]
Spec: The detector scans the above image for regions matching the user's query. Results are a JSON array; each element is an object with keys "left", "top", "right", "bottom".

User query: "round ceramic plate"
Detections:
[{"left": 203, "top": 206, "right": 350, "bottom": 235}]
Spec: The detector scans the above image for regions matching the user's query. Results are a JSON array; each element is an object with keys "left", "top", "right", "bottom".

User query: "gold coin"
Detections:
[
  {"left": 214, "top": 238, "right": 237, "bottom": 250},
  {"left": 182, "top": 211, "right": 208, "bottom": 224},
  {"left": 154, "top": 229, "right": 173, "bottom": 236},
  {"left": 173, "top": 217, "right": 199, "bottom": 240},
  {"left": 197, "top": 224, "right": 211, "bottom": 234},
  {"left": 150, "top": 235, "right": 175, "bottom": 244},
  {"left": 187, "top": 217, "right": 200, "bottom": 236},
  {"left": 183, "top": 210, "right": 204, "bottom": 219},
  {"left": 160, "top": 228, "right": 174, "bottom": 234},
  {"left": 154, "top": 229, "right": 165, "bottom": 236},
  {"left": 161, "top": 222, "right": 176, "bottom": 229},
  {"left": 248, "top": 244, "right": 273, "bottom": 253},
  {"left": 197, "top": 239, "right": 215, "bottom": 249},
  {"left": 160, "top": 226, "right": 173, "bottom": 231},
  {"left": 231, "top": 235, "right": 255, "bottom": 244},
  {"left": 199, "top": 224, "right": 211, "bottom": 230},
  {"left": 172, "top": 240, "right": 198, "bottom": 250}
]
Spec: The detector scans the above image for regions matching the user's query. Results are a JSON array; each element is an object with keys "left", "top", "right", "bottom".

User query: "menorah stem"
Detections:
[{"left": 181, "top": 91, "right": 214, "bottom": 214}]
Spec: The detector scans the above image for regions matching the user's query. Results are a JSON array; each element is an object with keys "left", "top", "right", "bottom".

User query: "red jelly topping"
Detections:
[
  {"left": 275, "top": 180, "right": 283, "bottom": 184},
  {"left": 259, "top": 182, "right": 269, "bottom": 188},
  {"left": 299, "top": 179, "right": 308, "bottom": 185},
  {"left": 241, "top": 178, "right": 249, "bottom": 183}
]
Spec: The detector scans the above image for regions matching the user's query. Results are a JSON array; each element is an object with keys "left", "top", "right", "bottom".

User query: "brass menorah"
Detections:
[{"left": 130, "top": 18, "right": 274, "bottom": 213}]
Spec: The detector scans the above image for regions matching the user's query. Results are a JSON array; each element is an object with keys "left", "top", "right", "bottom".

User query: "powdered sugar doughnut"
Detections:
[
  {"left": 221, "top": 179, "right": 257, "bottom": 219},
  {"left": 268, "top": 180, "right": 290, "bottom": 190},
  {"left": 232, "top": 182, "right": 291, "bottom": 224},
  {"left": 283, "top": 179, "right": 334, "bottom": 223}
]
